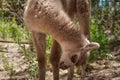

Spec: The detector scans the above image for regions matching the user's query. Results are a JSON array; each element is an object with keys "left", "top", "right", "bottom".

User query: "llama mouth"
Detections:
[
  {"left": 75, "top": 61, "right": 81, "bottom": 66},
  {"left": 59, "top": 65, "right": 70, "bottom": 70}
]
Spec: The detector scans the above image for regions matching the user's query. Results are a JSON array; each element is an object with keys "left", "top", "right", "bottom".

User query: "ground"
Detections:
[{"left": 0, "top": 42, "right": 120, "bottom": 80}]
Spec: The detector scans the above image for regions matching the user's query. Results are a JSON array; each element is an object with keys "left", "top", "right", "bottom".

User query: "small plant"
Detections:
[
  {"left": 19, "top": 44, "right": 39, "bottom": 78},
  {"left": 89, "top": 18, "right": 112, "bottom": 62},
  {"left": 1, "top": 53, "right": 15, "bottom": 77}
]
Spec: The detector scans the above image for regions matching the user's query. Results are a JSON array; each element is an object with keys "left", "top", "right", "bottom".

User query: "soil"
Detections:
[{"left": 0, "top": 42, "right": 120, "bottom": 80}]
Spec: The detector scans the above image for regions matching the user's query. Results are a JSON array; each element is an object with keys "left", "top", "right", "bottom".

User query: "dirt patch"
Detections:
[{"left": 0, "top": 42, "right": 120, "bottom": 80}]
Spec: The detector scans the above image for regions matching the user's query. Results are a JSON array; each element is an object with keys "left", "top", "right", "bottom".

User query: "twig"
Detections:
[{"left": 0, "top": 40, "right": 32, "bottom": 44}]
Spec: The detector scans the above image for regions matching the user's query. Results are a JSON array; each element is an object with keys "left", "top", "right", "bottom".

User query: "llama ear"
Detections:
[{"left": 84, "top": 42, "right": 100, "bottom": 52}]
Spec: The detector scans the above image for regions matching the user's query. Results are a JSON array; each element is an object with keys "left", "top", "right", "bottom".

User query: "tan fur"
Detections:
[{"left": 24, "top": 0, "right": 99, "bottom": 80}]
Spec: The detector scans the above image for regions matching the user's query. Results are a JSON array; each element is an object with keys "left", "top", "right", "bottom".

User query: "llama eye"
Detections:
[{"left": 71, "top": 55, "right": 78, "bottom": 63}]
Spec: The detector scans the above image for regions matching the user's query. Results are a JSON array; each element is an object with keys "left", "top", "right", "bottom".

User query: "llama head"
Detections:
[
  {"left": 59, "top": 40, "right": 100, "bottom": 70},
  {"left": 59, "top": 49, "right": 80, "bottom": 69}
]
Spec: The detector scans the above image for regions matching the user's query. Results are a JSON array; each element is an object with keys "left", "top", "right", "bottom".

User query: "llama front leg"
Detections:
[
  {"left": 67, "top": 66, "right": 74, "bottom": 80},
  {"left": 50, "top": 40, "right": 61, "bottom": 80},
  {"left": 32, "top": 32, "right": 46, "bottom": 80},
  {"left": 80, "top": 64, "right": 87, "bottom": 80}
]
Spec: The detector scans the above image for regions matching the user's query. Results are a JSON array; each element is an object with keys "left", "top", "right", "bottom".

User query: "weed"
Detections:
[{"left": 1, "top": 52, "right": 15, "bottom": 77}]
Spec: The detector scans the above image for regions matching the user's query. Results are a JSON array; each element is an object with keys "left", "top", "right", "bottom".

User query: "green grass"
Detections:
[{"left": 0, "top": 17, "right": 31, "bottom": 42}]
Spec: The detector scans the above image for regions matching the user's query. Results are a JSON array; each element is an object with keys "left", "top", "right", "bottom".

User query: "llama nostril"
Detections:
[
  {"left": 59, "top": 64, "right": 68, "bottom": 70},
  {"left": 59, "top": 61, "right": 64, "bottom": 66},
  {"left": 71, "top": 55, "right": 78, "bottom": 63},
  {"left": 62, "top": 65, "right": 68, "bottom": 70}
]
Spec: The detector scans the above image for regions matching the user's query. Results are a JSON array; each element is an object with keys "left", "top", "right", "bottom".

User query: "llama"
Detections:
[{"left": 24, "top": 0, "right": 99, "bottom": 80}]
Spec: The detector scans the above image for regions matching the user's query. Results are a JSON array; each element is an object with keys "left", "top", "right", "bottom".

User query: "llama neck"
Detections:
[
  {"left": 51, "top": 20, "right": 82, "bottom": 44},
  {"left": 44, "top": 11, "right": 82, "bottom": 44},
  {"left": 49, "top": 20, "right": 84, "bottom": 51}
]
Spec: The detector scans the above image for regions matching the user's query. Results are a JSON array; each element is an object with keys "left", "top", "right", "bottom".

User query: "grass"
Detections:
[{"left": 0, "top": 17, "right": 31, "bottom": 41}]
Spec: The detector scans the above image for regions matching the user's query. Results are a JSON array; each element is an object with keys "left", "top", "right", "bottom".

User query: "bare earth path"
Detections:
[{"left": 0, "top": 42, "right": 120, "bottom": 80}]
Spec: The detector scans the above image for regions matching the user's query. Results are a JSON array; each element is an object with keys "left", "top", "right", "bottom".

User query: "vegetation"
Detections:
[
  {"left": 1, "top": 52, "right": 15, "bottom": 77},
  {"left": 89, "top": 18, "right": 111, "bottom": 62},
  {"left": 94, "top": 1, "right": 120, "bottom": 40}
]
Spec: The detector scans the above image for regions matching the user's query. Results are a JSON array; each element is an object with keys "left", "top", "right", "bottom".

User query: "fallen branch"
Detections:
[{"left": 0, "top": 40, "right": 32, "bottom": 44}]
